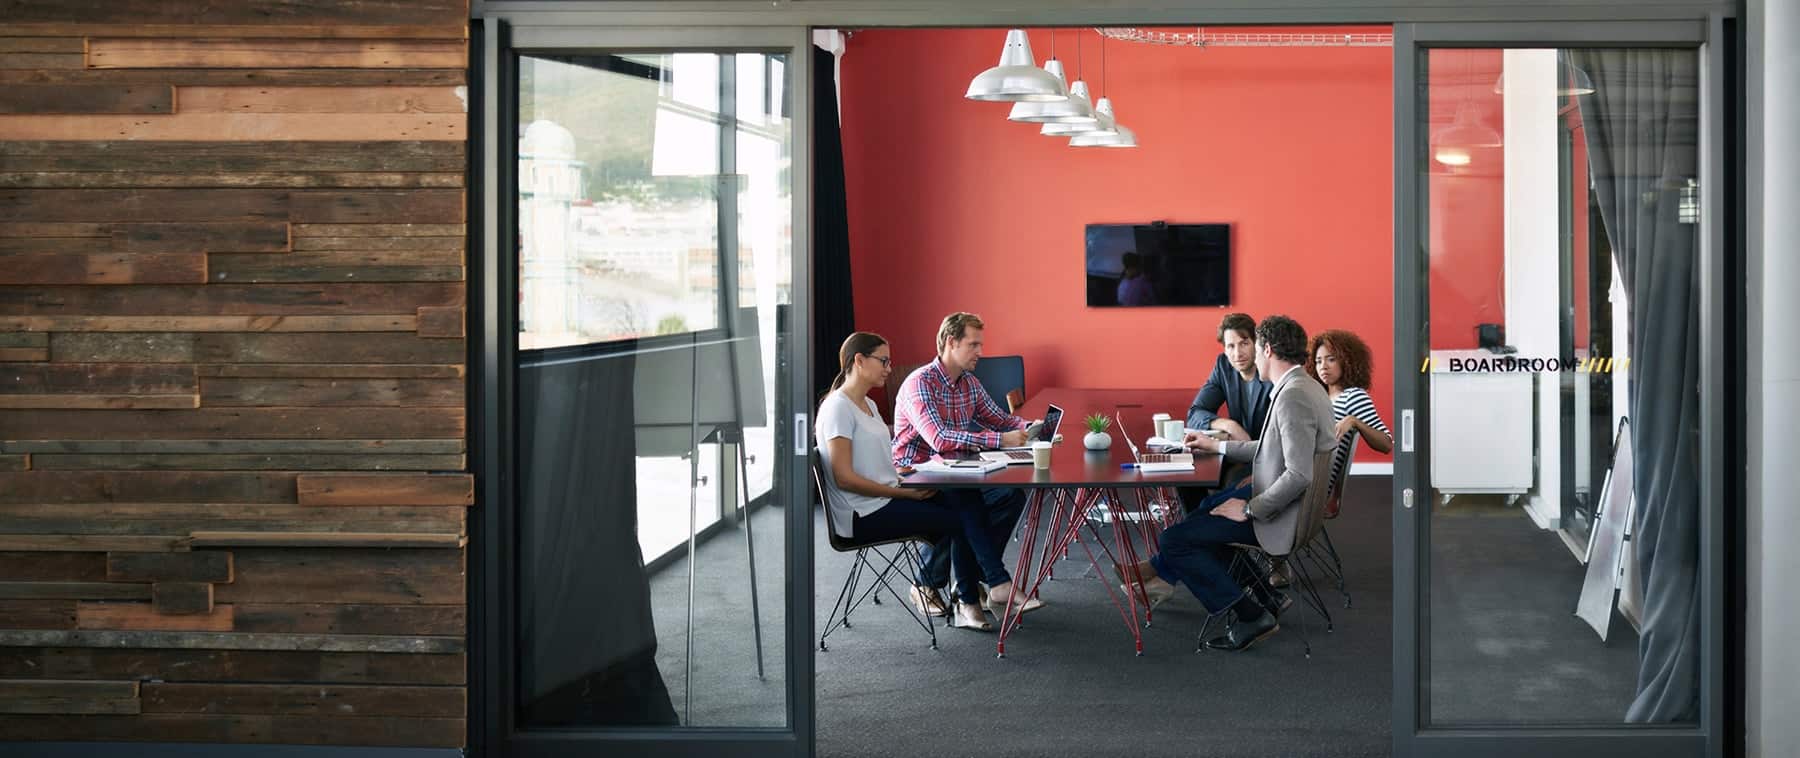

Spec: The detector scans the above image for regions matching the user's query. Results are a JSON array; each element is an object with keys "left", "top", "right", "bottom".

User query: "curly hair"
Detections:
[{"left": 1307, "top": 329, "right": 1374, "bottom": 390}]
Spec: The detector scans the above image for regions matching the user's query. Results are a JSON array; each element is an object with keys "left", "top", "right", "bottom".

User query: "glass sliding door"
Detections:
[
  {"left": 477, "top": 20, "right": 811, "bottom": 758},
  {"left": 1394, "top": 20, "right": 1725, "bottom": 758}
]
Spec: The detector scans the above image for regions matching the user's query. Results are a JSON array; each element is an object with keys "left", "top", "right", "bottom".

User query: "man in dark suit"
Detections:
[
  {"left": 1119, "top": 315, "right": 1336, "bottom": 651},
  {"left": 1179, "top": 312, "right": 1273, "bottom": 512}
]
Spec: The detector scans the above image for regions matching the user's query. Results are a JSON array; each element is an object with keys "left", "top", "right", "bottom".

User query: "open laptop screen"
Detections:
[{"left": 1036, "top": 404, "right": 1064, "bottom": 443}]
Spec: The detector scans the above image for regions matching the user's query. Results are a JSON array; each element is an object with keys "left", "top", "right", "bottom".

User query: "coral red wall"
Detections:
[{"left": 839, "top": 28, "right": 1413, "bottom": 463}]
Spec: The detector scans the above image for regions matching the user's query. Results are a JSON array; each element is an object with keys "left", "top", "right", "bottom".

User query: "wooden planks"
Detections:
[
  {"left": 231, "top": 603, "right": 463, "bottom": 636},
  {"left": 0, "top": 582, "right": 151, "bottom": 600},
  {"left": 0, "top": 599, "right": 77, "bottom": 629},
  {"left": 152, "top": 582, "right": 214, "bottom": 615},
  {"left": 296, "top": 473, "right": 473, "bottom": 505},
  {"left": 87, "top": 39, "right": 465, "bottom": 69},
  {"left": 214, "top": 548, "right": 464, "bottom": 604},
  {"left": 0, "top": 408, "right": 465, "bottom": 439},
  {"left": 0, "top": 189, "right": 464, "bottom": 223},
  {"left": 189, "top": 532, "right": 465, "bottom": 549},
  {"left": 77, "top": 602, "right": 235, "bottom": 632},
  {"left": 0, "top": 113, "right": 465, "bottom": 141},
  {"left": 0, "top": 1, "right": 466, "bottom": 27},
  {"left": 0, "top": 714, "right": 463, "bottom": 747},
  {"left": 0, "top": 471, "right": 297, "bottom": 504},
  {"left": 179, "top": 86, "right": 466, "bottom": 114},
  {"left": 0, "top": 5, "right": 470, "bottom": 746},
  {"left": 0, "top": 504, "right": 467, "bottom": 537},
  {"left": 0, "top": 679, "right": 141, "bottom": 715},
  {"left": 416, "top": 306, "right": 463, "bottom": 338},
  {"left": 200, "top": 377, "right": 463, "bottom": 408},
  {"left": 0, "top": 252, "right": 207, "bottom": 285},
  {"left": 140, "top": 682, "right": 463, "bottom": 717},
  {"left": 0, "top": 141, "right": 465, "bottom": 172},
  {"left": 0, "top": 84, "right": 174, "bottom": 114},
  {"left": 0, "top": 536, "right": 190, "bottom": 552},
  {"left": 0, "top": 648, "right": 467, "bottom": 685},
  {"left": 106, "top": 551, "right": 233, "bottom": 582}
]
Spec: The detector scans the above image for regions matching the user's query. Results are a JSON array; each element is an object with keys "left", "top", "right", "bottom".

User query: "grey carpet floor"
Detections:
[{"left": 639, "top": 475, "right": 1642, "bottom": 756}]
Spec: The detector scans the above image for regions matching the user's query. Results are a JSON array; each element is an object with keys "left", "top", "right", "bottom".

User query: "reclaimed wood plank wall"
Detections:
[{"left": 0, "top": 0, "right": 470, "bottom": 748}]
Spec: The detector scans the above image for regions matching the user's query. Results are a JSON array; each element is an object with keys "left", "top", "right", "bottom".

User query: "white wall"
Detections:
[
  {"left": 1749, "top": 0, "right": 1800, "bottom": 754},
  {"left": 1503, "top": 49, "right": 1564, "bottom": 529}
]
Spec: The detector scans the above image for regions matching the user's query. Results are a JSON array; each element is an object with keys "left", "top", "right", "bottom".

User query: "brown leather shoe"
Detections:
[{"left": 909, "top": 585, "right": 948, "bottom": 618}]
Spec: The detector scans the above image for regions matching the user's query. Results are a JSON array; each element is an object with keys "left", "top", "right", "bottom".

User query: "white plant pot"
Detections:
[{"left": 1083, "top": 431, "right": 1113, "bottom": 451}]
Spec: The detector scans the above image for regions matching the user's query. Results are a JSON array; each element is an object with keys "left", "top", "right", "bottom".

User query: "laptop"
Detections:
[
  {"left": 1118, "top": 411, "right": 1194, "bottom": 472},
  {"left": 978, "top": 403, "right": 1064, "bottom": 464}
]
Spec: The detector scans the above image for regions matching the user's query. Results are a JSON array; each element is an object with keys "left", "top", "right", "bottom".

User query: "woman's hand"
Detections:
[
  {"left": 906, "top": 488, "right": 938, "bottom": 501},
  {"left": 1334, "top": 416, "right": 1358, "bottom": 441}
]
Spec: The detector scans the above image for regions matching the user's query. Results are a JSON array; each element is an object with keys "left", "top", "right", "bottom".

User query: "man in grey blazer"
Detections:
[{"left": 1116, "top": 315, "right": 1336, "bottom": 651}]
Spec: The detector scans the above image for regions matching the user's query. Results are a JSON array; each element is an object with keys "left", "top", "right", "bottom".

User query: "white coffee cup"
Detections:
[
  {"left": 1151, "top": 412, "right": 1172, "bottom": 429},
  {"left": 1030, "top": 440, "right": 1052, "bottom": 469},
  {"left": 1164, "top": 419, "right": 1186, "bottom": 442}
]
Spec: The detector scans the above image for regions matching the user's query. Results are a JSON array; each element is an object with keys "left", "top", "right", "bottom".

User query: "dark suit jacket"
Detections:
[{"left": 1186, "top": 353, "right": 1273, "bottom": 435}]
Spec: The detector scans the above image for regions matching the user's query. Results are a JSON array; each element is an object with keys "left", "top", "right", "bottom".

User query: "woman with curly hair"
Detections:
[{"left": 1306, "top": 330, "right": 1393, "bottom": 497}]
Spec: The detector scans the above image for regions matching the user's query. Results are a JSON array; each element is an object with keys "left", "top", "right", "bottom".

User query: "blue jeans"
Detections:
[
  {"left": 856, "top": 488, "right": 1013, "bottom": 605},
  {"left": 1149, "top": 483, "right": 1258, "bottom": 613},
  {"left": 916, "top": 487, "right": 1024, "bottom": 602}
]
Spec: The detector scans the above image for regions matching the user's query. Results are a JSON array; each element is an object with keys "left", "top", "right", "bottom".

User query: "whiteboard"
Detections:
[{"left": 1575, "top": 418, "right": 1633, "bottom": 640}]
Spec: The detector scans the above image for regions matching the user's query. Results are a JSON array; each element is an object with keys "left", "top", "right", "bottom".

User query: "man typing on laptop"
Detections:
[{"left": 892, "top": 312, "right": 1046, "bottom": 622}]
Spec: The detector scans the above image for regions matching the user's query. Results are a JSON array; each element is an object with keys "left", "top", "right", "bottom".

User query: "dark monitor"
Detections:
[{"left": 1085, "top": 223, "right": 1231, "bottom": 307}]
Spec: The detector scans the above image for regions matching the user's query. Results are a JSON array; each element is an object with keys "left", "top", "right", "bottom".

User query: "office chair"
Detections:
[
  {"left": 812, "top": 449, "right": 940, "bottom": 652},
  {"left": 1199, "top": 448, "right": 1336, "bottom": 658},
  {"left": 970, "top": 355, "right": 1024, "bottom": 414},
  {"left": 1304, "top": 435, "right": 1359, "bottom": 608}
]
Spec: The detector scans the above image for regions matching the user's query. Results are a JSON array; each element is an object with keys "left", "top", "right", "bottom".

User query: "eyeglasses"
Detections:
[{"left": 864, "top": 355, "right": 892, "bottom": 368}]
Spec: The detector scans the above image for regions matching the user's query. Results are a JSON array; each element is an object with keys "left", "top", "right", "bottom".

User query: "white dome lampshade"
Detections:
[
  {"left": 965, "top": 29, "right": 1067, "bottom": 103},
  {"left": 1056, "top": 96, "right": 1119, "bottom": 140},
  {"left": 1008, "top": 61, "right": 1097, "bottom": 124},
  {"left": 1074, "top": 122, "right": 1137, "bottom": 148},
  {"left": 1493, "top": 61, "right": 1596, "bottom": 96}
]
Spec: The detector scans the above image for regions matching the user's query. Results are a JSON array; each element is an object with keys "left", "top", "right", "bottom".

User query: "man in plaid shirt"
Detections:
[{"left": 891, "top": 312, "right": 1041, "bottom": 621}]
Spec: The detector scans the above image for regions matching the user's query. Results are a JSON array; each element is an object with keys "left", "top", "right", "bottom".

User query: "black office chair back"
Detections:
[
  {"left": 970, "top": 354, "right": 1024, "bottom": 413},
  {"left": 810, "top": 449, "right": 859, "bottom": 553}
]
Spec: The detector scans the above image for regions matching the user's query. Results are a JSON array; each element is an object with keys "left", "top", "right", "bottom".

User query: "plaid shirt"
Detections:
[{"left": 891, "top": 358, "right": 1028, "bottom": 467}]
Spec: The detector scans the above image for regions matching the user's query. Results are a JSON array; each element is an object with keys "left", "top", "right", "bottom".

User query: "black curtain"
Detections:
[
  {"left": 518, "top": 351, "right": 677, "bottom": 726},
  {"left": 812, "top": 45, "right": 856, "bottom": 398},
  {"left": 1569, "top": 49, "right": 1702, "bottom": 724}
]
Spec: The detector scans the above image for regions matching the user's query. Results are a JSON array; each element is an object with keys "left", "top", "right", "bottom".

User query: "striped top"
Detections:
[{"left": 1330, "top": 386, "right": 1390, "bottom": 485}]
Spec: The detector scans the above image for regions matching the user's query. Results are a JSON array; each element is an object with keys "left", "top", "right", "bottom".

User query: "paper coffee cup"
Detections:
[
  {"left": 1164, "top": 419, "right": 1186, "bottom": 441},
  {"left": 1030, "top": 440, "right": 1052, "bottom": 469}
]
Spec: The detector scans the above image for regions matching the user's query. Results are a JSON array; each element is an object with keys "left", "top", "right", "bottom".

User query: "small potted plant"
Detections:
[{"left": 1082, "top": 413, "right": 1113, "bottom": 451}]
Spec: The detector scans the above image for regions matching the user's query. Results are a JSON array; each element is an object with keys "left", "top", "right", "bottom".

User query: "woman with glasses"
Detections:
[{"left": 815, "top": 331, "right": 1030, "bottom": 632}]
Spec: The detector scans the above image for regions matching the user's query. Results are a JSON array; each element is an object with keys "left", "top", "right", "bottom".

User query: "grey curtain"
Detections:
[{"left": 1569, "top": 49, "right": 1701, "bottom": 723}]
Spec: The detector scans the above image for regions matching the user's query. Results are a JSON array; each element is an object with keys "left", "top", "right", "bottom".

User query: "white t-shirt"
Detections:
[{"left": 815, "top": 390, "right": 899, "bottom": 539}]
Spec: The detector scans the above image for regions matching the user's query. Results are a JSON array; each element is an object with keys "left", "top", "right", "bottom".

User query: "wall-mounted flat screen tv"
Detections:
[{"left": 1085, "top": 223, "right": 1231, "bottom": 307}]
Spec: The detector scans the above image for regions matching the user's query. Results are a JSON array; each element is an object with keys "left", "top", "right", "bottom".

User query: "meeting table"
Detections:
[{"left": 898, "top": 387, "right": 1223, "bottom": 656}]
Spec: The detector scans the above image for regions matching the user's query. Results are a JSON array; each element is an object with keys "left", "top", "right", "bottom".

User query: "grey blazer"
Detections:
[{"left": 1221, "top": 366, "right": 1337, "bottom": 555}]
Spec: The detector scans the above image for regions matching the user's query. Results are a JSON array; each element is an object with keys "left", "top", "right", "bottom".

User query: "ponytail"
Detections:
[{"left": 823, "top": 331, "right": 888, "bottom": 401}]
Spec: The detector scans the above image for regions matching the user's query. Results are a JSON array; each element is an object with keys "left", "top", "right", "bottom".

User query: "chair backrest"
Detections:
[
  {"left": 970, "top": 354, "right": 1025, "bottom": 413},
  {"left": 1326, "top": 434, "right": 1360, "bottom": 518},
  {"left": 1005, "top": 388, "right": 1026, "bottom": 415},
  {"left": 810, "top": 448, "right": 858, "bottom": 553},
  {"left": 1292, "top": 448, "right": 1339, "bottom": 552}
]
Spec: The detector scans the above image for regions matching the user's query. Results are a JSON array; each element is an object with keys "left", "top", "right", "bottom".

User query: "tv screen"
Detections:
[{"left": 1085, "top": 223, "right": 1230, "bottom": 307}]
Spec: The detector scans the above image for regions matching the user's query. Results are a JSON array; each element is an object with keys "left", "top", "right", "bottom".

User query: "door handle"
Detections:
[{"left": 1400, "top": 409, "right": 1415, "bottom": 452}]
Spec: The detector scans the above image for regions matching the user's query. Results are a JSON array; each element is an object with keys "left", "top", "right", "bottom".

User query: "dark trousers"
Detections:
[
  {"left": 915, "top": 487, "right": 1024, "bottom": 602},
  {"left": 1150, "top": 483, "right": 1261, "bottom": 614},
  {"left": 855, "top": 488, "right": 1013, "bottom": 604}
]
